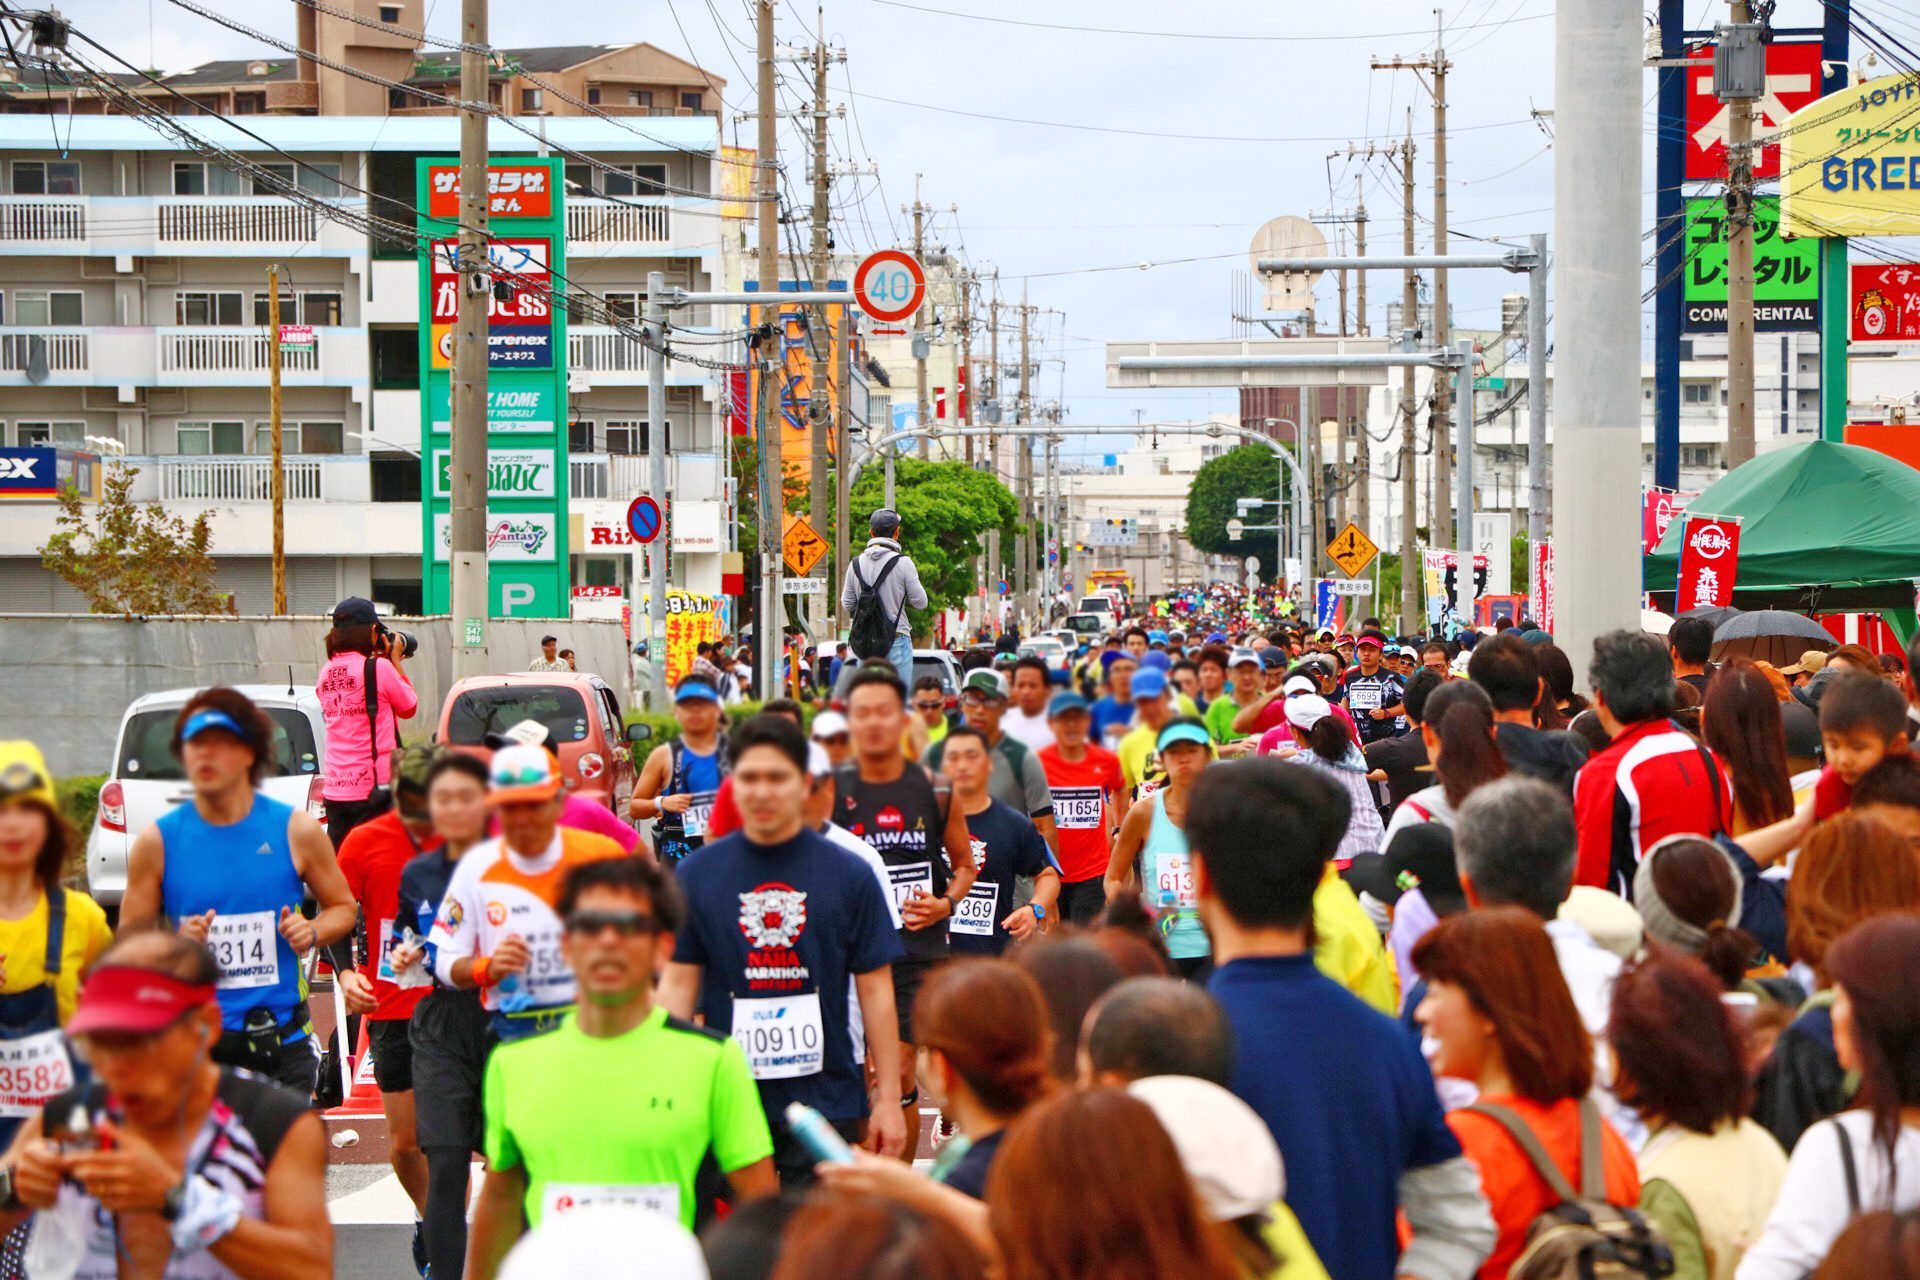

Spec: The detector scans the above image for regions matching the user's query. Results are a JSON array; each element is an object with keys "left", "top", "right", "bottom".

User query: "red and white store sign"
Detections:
[
  {"left": 1676, "top": 515, "right": 1741, "bottom": 611},
  {"left": 1641, "top": 487, "right": 1698, "bottom": 555},
  {"left": 571, "top": 585, "right": 624, "bottom": 599},
  {"left": 1530, "top": 539, "right": 1554, "bottom": 635},
  {"left": 426, "top": 163, "right": 552, "bottom": 218}
]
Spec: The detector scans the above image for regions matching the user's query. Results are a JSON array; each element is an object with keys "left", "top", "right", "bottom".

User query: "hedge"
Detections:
[
  {"left": 623, "top": 701, "right": 814, "bottom": 747},
  {"left": 57, "top": 775, "right": 104, "bottom": 882}
]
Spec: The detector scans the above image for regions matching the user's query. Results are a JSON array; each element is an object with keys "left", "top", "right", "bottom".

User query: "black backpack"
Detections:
[{"left": 849, "top": 554, "right": 904, "bottom": 659}]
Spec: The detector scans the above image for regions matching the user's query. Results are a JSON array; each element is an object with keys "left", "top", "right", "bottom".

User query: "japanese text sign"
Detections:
[{"left": 1677, "top": 515, "right": 1741, "bottom": 611}]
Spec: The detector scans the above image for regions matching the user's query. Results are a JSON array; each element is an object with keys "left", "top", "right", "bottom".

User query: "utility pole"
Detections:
[
  {"left": 1016, "top": 289, "right": 1032, "bottom": 624},
  {"left": 755, "top": 0, "right": 781, "bottom": 695},
  {"left": 450, "top": 0, "right": 490, "bottom": 677},
  {"left": 1354, "top": 175, "right": 1370, "bottom": 536},
  {"left": 908, "top": 177, "right": 931, "bottom": 457},
  {"left": 267, "top": 264, "right": 285, "bottom": 616},
  {"left": 645, "top": 271, "right": 669, "bottom": 711},
  {"left": 1398, "top": 129, "right": 1422, "bottom": 633},
  {"left": 805, "top": 20, "right": 844, "bottom": 632},
  {"left": 985, "top": 277, "right": 1001, "bottom": 631},
  {"left": 1724, "top": 0, "right": 1758, "bottom": 467},
  {"left": 958, "top": 270, "right": 973, "bottom": 464},
  {"left": 1372, "top": 27, "right": 1453, "bottom": 549}
]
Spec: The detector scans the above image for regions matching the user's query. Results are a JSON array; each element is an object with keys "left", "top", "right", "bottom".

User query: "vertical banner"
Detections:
[
  {"left": 1530, "top": 539, "right": 1555, "bottom": 633},
  {"left": 1641, "top": 486, "right": 1699, "bottom": 554},
  {"left": 418, "top": 157, "right": 569, "bottom": 619},
  {"left": 663, "top": 590, "right": 723, "bottom": 685},
  {"left": 745, "top": 289, "right": 845, "bottom": 510},
  {"left": 1676, "top": 514, "right": 1742, "bottom": 611},
  {"left": 1313, "top": 580, "right": 1346, "bottom": 633}
]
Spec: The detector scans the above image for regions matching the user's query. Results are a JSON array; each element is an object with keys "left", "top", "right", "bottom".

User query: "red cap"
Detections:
[{"left": 66, "top": 966, "right": 216, "bottom": 1036}]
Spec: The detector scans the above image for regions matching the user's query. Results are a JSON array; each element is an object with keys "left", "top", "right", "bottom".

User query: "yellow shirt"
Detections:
[
  {"left": 0, "top": 888, "right": 114, "bottom": 1023},
  {"left": 1262, "top": 1198, "right": 1334, "bottom": 1280},
  {"left": 1312, "top": 868, "right": 1397, "bottom": 1015}
]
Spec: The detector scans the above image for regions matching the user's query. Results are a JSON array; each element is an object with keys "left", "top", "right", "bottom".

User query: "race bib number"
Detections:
[
  {"left": 208, "top": 911, "right": 279, "bottom": 990},
  {"left": 731, "top": 992, "right": 825, "bottom": 1080},
  {"left": 681, "top": 790, "right": 717, "bottom": 839},
  {"left": 541, "top": 1182, "right": 680, "bottom": 1224},
  {"left": 884, "top": 862, "right": 934, "bottom": 913},
  {"left": 951, "top": 883, "right": 999, "bottom": 937},
  {"left": 1152, "top": 852, "right": 1196, "bottom": 909},
  {"left": 0, "top": 1030, "right": 74, "bottom": 1118},
  {"left": 1052, "top": 787, "right": 1103, "bottom": 830},
  {"left": 517, "top": 923, "right": 573, "bottom": 1004},
  {"left": 1348, "top": 684, "right": 1381, "bottom": 712}
]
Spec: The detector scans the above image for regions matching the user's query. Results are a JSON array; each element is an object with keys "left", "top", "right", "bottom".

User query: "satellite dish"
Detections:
[{"left": 1249, "top": 216, "right": 1327, "bottom": 314}]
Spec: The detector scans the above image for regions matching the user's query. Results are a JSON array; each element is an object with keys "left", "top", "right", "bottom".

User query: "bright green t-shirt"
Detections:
[
  {"left": 1205, "top": 694, "right": 1256, "bottom": 744},
  {"left": 483, "top": 1006, "right": 774, "bottom": 1230}
]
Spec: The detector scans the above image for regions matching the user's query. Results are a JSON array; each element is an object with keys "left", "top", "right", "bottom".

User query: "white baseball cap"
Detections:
[
  {"left": 1127, "top": 1076, "right": 1284, "bottom": 1220},
  {"left": 1282, "top": 674, "right": 1318, "bottom": 698},
  {"left": 807, "top": 741, "right": 833, "bottom": 779},
  {"left": 810, "top": 710, "right": 849, "bottom": 739},
  {"left": 1285, "top": 693, "right": 1333, "bottom": 731}
]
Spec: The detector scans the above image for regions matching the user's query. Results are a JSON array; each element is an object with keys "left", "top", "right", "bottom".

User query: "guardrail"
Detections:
[{"left": 158, "top": 456, "right": 325, "bottom": 502}]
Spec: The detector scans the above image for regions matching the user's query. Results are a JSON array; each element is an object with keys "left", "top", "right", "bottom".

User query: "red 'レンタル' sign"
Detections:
[
  {"left": 1851, "top": 263, "right": 1920, "bottom": 342},
  {"left": 426, "top": 164, "right": 552, "bottom": 218},
  {"left": 1676, "top": 515, "right": 1741, "bottom": 612}
]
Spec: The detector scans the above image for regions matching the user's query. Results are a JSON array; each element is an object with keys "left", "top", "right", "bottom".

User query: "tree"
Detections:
[
  {"left": 848, "top": 456, "right": 1020, "bottom": 617},
  {"left": 40, "top": 461, "right": 234, "bottom": 616},
  {"left": 1185, "top": 443, "right": 1282, "bottom": 572}
]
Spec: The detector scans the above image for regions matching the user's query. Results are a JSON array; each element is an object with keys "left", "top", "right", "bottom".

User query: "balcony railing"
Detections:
[
  {"left": 568, "top": 328, "right": 647, "bottom": 373},
  {"left": 160, "top": 328, "right": 321, "bottom": 375},
  {"left": 569, "top": 452, "right": 651, "bottom": 500},
  {"left": 565, "top": 199, "right": 670, "bottom": 246},
  {"left": 156, "top": 198, "right": 320, "bottom": 246},
  {"left": 0, "top": 197, "right": 86, "bottom": 242},
  {"left": 158, "top": 455, "right": 325, "bottom": 502},
  {"left": 0, "top": 329, "right": 89, "bottom": 374}
]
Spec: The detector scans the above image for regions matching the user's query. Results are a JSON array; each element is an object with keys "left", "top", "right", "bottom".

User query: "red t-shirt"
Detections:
[
  {"left": 336, "top": 809, "right": 441, "bottom": 1021},
  {"left": 1814, "top": 765, "right": 1852, "bottom": 821},
  {"left": 1038, "top": 744, "right": 1125, "bottom": 884},
  {"left": 705, "top": 775, "right": 742, "bottom": 841},
  {"left": 1248, "top": 698, "right": 1363, "bottom": 749}
]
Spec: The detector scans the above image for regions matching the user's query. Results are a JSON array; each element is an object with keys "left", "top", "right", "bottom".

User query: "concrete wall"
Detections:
[{"left": 0, "top": 614, "right": 633, "bottom": 776}]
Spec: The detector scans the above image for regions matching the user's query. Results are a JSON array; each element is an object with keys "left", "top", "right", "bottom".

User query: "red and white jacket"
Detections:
[{"left": 1572, "top": 718, "right": 1733, "bottom": 896}]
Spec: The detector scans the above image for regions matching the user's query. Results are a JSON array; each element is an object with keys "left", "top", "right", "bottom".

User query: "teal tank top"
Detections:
[
  {"left": 157, "top": 795, "right": 308, "bottom": 1034},
  {"left": 1143, "top": 791, "right": 1208, "bottom": 961}
]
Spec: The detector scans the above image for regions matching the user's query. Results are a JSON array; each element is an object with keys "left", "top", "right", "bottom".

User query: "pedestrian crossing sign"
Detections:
[{"left": 1326, "top": 523, "right": 1379, "bottom": 579}]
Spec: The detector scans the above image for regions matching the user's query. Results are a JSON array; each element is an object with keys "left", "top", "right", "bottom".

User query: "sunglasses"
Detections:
[
  {"left": 0, "top": 760, "right": 49, "bottom": 802},
  {"left": 565, "top": 909, "right": 659, "bottom": 938},
  {"left": 913, "top": 700, "right": 945, "bottom": 711}
]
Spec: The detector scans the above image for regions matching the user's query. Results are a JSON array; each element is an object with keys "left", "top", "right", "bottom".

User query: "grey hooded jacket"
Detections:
[{"left": 839, "top": 536, "right": 928, "bottom": 636}]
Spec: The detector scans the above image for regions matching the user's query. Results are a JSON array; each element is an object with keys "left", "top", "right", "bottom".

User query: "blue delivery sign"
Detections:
[{"left": 0, "top": 447, "right": 58, "bottom": 495}]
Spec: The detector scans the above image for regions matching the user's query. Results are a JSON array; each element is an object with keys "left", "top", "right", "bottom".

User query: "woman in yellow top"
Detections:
[{"left": 0, "top": 741, "right": 113, "bottom": 1150}]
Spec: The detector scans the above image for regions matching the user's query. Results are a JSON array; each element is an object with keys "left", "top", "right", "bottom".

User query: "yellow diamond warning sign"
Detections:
[
  {"left": 782, "top": 514, "right": 828, "bottom": 578},
  {"left": 1326, "top": 522, "right": 1379, "bottom": 579}
]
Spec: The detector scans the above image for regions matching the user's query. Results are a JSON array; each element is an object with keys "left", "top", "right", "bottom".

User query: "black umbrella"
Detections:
[
  {"left": 1710, "top": 610, "right": 1836, "bottom": 668},
  {"left": 1680, "top": 605, "right": 1743, "bottom": 629}
]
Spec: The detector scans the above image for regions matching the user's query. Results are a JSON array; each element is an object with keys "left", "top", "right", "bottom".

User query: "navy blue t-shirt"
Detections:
[
  {"left": 1209, "top": 953, "right": 1462, "bottom": 1280},
  {"left": 951, "top": 800, "right": 1051, "bottom": 957},
  {"left": 672, "top": 827, "right": 904, "bottom": 1122}
]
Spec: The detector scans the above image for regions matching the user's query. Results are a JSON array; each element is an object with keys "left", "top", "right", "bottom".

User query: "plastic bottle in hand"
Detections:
[{"left": 496, "top": 971, "right": 532, "bottom": 1014}]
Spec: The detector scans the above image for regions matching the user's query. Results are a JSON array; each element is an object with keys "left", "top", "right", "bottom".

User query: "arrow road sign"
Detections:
[{"left": 1326, "top": 522, "right": 1379, "bottom": 578}]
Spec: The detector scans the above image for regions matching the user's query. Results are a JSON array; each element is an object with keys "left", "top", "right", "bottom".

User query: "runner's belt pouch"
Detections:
[{"left": 217, "top": 1008, "right": 304, "bottom": 1075}]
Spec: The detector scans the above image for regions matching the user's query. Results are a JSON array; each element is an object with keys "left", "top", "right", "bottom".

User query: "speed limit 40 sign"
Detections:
[{"left": 854, "top": 250, "right": 926, "bottom": 323}]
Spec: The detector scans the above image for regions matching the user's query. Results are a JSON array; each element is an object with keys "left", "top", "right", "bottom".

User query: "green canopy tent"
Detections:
[{"left": 1642, "top": 441, "right": 1920, "bottom": 641}]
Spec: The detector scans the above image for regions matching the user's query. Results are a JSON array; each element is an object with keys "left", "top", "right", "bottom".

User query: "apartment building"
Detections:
[{"left": 0, "top": 7, "right": 751, "bottom": 615}]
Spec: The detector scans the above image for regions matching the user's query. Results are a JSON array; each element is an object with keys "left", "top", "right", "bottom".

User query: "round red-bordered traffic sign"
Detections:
[
  {"left": 853, "top": 250, "right": 926, "bottom": 323},
  {"left": 627, "top": 494, "right": 663, "bottom": 544}
]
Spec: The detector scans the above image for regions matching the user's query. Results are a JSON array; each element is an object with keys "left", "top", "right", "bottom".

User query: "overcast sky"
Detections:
[{"left": 78, "top": 0, "right": 1844, "bottom": 454}]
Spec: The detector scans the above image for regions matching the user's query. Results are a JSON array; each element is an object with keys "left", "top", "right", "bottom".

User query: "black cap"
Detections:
[
  {"left": 541, "top": 634, "right": 558, "bottom": 644},
  {"left": 332, "top": 596, "right": 378, "bottom": 627},
  {"left": 1343, "top": 824, "right": 1467, "bottom": 917},
  {"left": 870, "top": 507, "right": 901, "bottom": 535}
]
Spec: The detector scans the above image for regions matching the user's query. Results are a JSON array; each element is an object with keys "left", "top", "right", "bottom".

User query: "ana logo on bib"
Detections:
[{"left": 739, "top": 884, "right": 809, "bottom": 948}]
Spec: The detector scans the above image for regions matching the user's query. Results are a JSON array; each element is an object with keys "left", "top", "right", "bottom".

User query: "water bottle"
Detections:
[
  {"left": 496, "top": 971, "right": 533, "bottom": 1014},
  {"left": 783, "top": 1102, "right": 856, "bottom": 1166},
  {"left": 22, "top": 1190, "right": 91, "bottom": 1280}
]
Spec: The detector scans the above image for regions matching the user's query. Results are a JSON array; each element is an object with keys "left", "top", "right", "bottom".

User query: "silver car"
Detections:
[{"left": 87, "top": 684, "right": 328, "bottom": 909}]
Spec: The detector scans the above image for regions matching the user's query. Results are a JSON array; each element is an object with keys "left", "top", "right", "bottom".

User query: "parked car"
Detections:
[
  {"left": 1064, "top": 612, "right": 1108, "bottom": 638},
  {"left": 830, "top": 648, "right": 963, "bottom": 708},
  {"left": 88, "top": 684, "right": 328, "bottom": 911},
  {"left": 1019, "top": 637, "right": 1071, "bottom": 673},
  {"left": 436, "top": 672, "right": 645, "bottom": 814}
]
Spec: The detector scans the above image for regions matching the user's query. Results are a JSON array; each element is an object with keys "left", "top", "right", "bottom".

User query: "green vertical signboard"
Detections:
[
  {"left": 1682, "top": 195, "right": 1820, "bottom": 332},
  {"left": 418, "top": 157, "right": 570, "bottom": 617}
]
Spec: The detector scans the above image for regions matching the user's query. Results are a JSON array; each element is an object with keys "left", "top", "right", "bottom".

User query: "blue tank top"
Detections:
[
  {"left": 157, "top": 795, "right": 308, "bottom": 1033},
  {"left": 1143, "top": 791, "right": 1209, "bottom": 961}
]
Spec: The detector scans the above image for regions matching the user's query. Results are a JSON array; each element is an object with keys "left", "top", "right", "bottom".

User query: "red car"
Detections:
[{"left": 436, "top": 672, "right": 649, "bottom": 812}]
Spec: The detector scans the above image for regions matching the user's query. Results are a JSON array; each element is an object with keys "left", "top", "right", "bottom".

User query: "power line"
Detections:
[{"left": 862, "top": 0, "right": 1551, "bottom": 42}]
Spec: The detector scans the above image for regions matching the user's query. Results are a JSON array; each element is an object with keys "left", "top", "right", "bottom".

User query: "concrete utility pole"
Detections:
[
  {"left": 1399, "top": 129, "right": 1421, "bottom": 633},
  {"left": 266, "top": 264, "right": 285, "bottom": 616},
  {"left": 1016, "top": 289, "right": 1032, "bottom": 624},
  {"left": 1354, "top": 175, "right": 1371, "bottom": 536},
  {"left": 808, "top": 25, "right": 831, "bottom": 592},
  {"left": 755, "top": 0, "right": 781, "bottom": 695},
  {"left": 450, "top": 0, "right": 490, "bottom": 677},
  {"left": 1724, "top": 0, "right": 1758, "bottom": 467},
  {"left": 985, "top": 277, "right": 1001, "bottom": 630},
  {"left": 909, "top": 177, "right": 931, "bottom": 457},
  {"left": 645, "top": 271, "right": 669, "bottom": 710},
  {"left": 1372, "top": 31, "right": 1452, "bottom": 551},
  {"left": 1556, "top": 0, "right": 1645, "bottom": 677},
  {"left": 1527, "top": 231, "right": 1549, "bottom": 545},
  {"left": 958, "top": 270, "right": 973, "bottom": 464}
]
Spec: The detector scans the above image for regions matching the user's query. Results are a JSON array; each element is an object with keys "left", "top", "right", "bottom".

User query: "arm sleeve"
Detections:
[
  {"left": 840, "top": 563, "right": 859, "bottom": 614},
  {"left": 1571, "top": 763, "right": 1614, "bottom": 889},
  {"left": 481, "top": 1052, "right": 519, "bottom": 1171},
  {"left": 902, "top": 558, "right": 929, "bottom": 610},
  {"left": 429, "top": 865, "right": 480, "bottom": 988},
  {"left": 1395, "top": 1156, "right": 1498, "bottom": 1280},
  {"left": 377, "top": 657, "right": 418, "bottom": 716},
  {"left": 710, "top": 1040, "right": 777, "bottom": 1173},
  {"left": 1021, "top": 754, "right": 1053, "bottom": 819}
]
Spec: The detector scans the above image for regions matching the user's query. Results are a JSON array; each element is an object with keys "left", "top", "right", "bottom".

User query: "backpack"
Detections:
[
  {"left": 1464, "top": 1097, "right": 1674, "bottom": 1280},
  {"left": 849, "top": 554, "right": 905, "bottom": 660}
]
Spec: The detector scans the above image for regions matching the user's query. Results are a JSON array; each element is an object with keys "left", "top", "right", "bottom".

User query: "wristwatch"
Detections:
[
  {"left": 1031, "top": 902, "right": 1048, "bottom": 922},
  {"left": 0, "top": 1163, "right": 17, "bottom": 1212}
]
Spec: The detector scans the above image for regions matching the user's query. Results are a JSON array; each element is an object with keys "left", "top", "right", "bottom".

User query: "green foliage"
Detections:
[
  {"left": 57, "top": 775, "right": 104, "bottom": 880},
  {"left": 848, "top": 457, "right": 1021, "bottom": 616},
  {"left": 40, "top": 461, "right": 234, "bottom": 616},
  {"left": 623, "top": 701, "right": 809, "bottom": 745},
  {"left": 1186, "top": 445, "right": 1282, "bottom": 570}
]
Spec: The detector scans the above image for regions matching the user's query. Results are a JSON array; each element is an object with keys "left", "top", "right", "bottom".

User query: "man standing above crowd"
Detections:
[
  {"left": 1039, "top": 691, "right": 1128, "bottom": 926},
  {"left": 841, "top": 507, "right": 929, "bottom": 685}
]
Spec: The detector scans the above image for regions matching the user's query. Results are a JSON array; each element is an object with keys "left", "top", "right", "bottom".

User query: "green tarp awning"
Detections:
[{"left": 1643, "top": 441, "right": 1920, "bottom": 591}]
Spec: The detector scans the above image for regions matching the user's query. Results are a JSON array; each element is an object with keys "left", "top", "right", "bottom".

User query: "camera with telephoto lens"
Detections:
[{"left": 376, "top": 623, "right": 418, "bottom": 660}]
